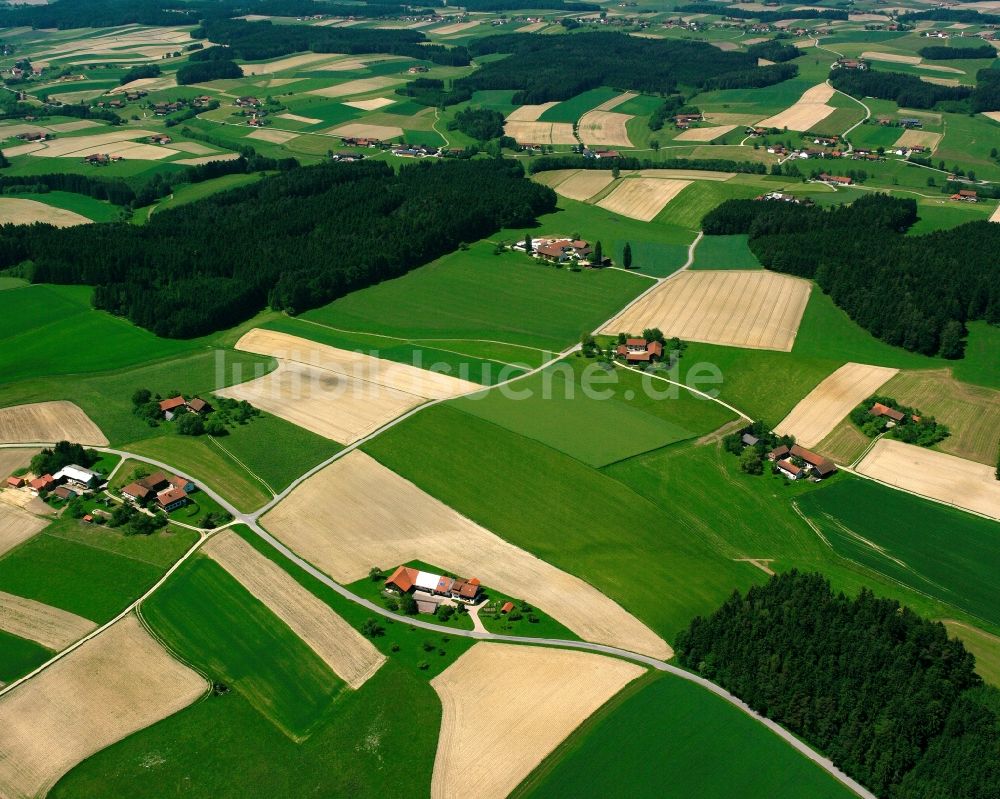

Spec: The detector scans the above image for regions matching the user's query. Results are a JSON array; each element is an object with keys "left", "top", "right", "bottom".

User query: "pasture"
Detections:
[
  {"left": 600, "top": 270, "right": 811, "bottom": 352},
  {"left": 262, "top": 450, "right": 669, "bottom": 658},
  {"left": 0, "top": 628, "right": 51, "bottom": 684},
  {"left": 431, "top": 643, "right": 643, "bottom": 799},
  {"left": 689, "top": 234, "right": 762, "bottom": 270},
  {"left": 516, "top": 673, "right": 857, "bottom": 799}
]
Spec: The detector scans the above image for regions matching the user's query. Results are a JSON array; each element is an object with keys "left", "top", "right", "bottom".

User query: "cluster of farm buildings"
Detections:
[
  {"left": 766, "top": 443, "right": 838, "bottom": 481},
  {"left": 158, "top": 394, "right": 212, "bottom": 420},
  {"left": 384, "top": 565, "right": 486, "bottom": 615},
  {"left": 511, "top": 237, "right": 611, "bottom": 267},
  {"left": 121, "top": 471, "right": 198, "bottom": 513},
  {"left": 7, "top": 463, "right": 105, "bottom": 502}
]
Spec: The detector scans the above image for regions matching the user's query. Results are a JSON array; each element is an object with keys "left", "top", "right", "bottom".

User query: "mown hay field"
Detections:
[
  {"left": 757, "top": 83, "right": 835, "bottom": 131},
  {"left": 596, "top": 177, "right": 690, "bottom": 221},
  {"left": 431, "top": 643, "right": 643, "bottom": 799},
  {"left": 532, "top": 169, "right": 615, "bottom": 202},
  {"left": 0, "top": 197, "right": 90, "bottom": 227},
  {"left": 0, "top": 590, "right": 96, "bottom": 651},
  {"left": 577, "top": 111, "right": 633, "bottom": 147},
  {"left": 673, "top": 124, "right": 737, "bottom": 142},
  {"left": 0, "top": 400, "right": 106, "bottom": 445},
  {"left": 0, "top": 503, "right": 47, "bottom": 558},
  {"left": 262, "top": 450, "right": 670, "bottom": 658}
]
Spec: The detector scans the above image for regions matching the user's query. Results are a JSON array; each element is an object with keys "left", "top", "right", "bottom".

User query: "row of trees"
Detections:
[
  {"left": 527, "top": 153, "right": 767, "bottom": 175},
  {"left": 675, "top": 571, "right": 999, "bottom": 799},
  {"left": 176, "top": 59, "right": 243, "bottom": 85},
  {"left": 460, "top": 32, "right": 795, "bottom": 104},
  {"left": 918, "top": 44, "right": 996, "bottom": 61},
  {"left": 677, "top": 3, "right": 847, "bottom": 22},
  {"left": 830, "top": 65, "right": 1000, "bottom": 113},
  {"left": 0, "top": 159, "right": 556, "bottom": 337},
  {"left": 899, "top": 8, "right": 1000, "bottom": 26},
  {"left": 701, "top": 194, "right": 999, "bottom": 358}
]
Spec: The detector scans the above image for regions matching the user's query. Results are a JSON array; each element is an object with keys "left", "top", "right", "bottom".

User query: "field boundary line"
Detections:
[
  {"left": 611, "top": 362, "right": 752, "bottom": 421},
  {"left": 208, "top": 435, "right": 275, "bottom": 496}
]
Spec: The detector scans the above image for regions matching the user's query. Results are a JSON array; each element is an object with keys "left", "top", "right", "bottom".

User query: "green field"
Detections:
[
  {"left": 6, "top": 191, "right": 122, "bottom": 222},
  {"left": 0, "top": 519, "right": 195, "bottom": 622},
  {"left": 689, "top": 234, "right": 762, "bottom": 270},
  {"left": 300, "top": 240, "right": 648, "bottom": 351},
  {"left": 0, "top": 629, "right": 52, "bottom": 684},
  {"left": 538, "top": 87, "right": 623, "bottom": 123},
  {"left": 453, "top": 358, "right": 735, "bottom": 467},
  {"left": 796, "top": 479, "right": 1000, "bottom": 629},
  {"left": 516, "top": 673, "right": 856, "bottom": 799},
  {"left": 655, "top": 181, "right": 761, "bottom": 230}
]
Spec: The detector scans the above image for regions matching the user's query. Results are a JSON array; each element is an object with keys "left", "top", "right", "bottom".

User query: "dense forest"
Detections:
[
  {"left": 528, "top": 154, "right": 767, "bottom": 175},
  {"left": 677, "top": 3, "right": 847, "bottom": 22},
  {"left": 899, "top": 8, "right": 1000, "bottom": 25},
  {"left": 449, "top": 107, "right": 505, "bottom": 141},
  {"left": 675, "top": 571, "right": 998, "bottom": 799},
  {"left": 119, "top": 64, "right": 160, "bottom": 85},
  {"left": 176, "top": 59, "right": 243, "bottom": 85},
  {"left": 746, "top": 40, "right": 801, "bottom": 63},
  {"left": 702, "top": 194, "right": 999, "bottom": 358},
  {"left": 0, "top": 160, "right": 555, "bottom": 337},
  {"left": 830, "top": 66, "right": 1000, "bottom": 112},
  {"left": 918, "top": 44, "right": 996, "bottom": 61},
  {"left": 395, "top": 77, "right": 472, "bottom": 108},
  {"left": 461, "top": 33, "right": 796, "bottom": 103},
  {"left": 192, "top": 18, "right": 470, "bottom": 66}
]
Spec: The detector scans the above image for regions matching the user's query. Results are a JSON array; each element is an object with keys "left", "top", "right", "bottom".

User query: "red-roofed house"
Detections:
[
  {"left": 776, "top": 459, "right": 804, "bottom": 480},
  {"left": 451, "top": 577, "right": 481, "bottom": 603},
  {"left": 615, "top": 338, "right": 664, "bottom": 364},
  {"left": 789, "top": 444, "right": 837, "bottom": 478},
  {"left": 870, "top": 402, "right": 905, "bottom": 423},
  {"left": 29, "top": 474, "right": 55, "bottom": 494},
  {"left": 385, "top": 565, "right": 418, "bottom": 594},
  {"left": 6, "top": 476, "right": 23, "bottom": 488},
  {"left": 159, "top": 395, "right": 186, "bottom": 420},
  {"left": 156, "top": 487, "right": 189, "bottom": 512}
]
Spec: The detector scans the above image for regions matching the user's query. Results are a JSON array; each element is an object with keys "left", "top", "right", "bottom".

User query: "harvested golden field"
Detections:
[
  {"left": 517, "top": 21, "right": 548, "bottom": 32},
  {"left": 431, "top": 20, "right": 480, "bottom": 36},
  {"left": 880, "top": 369, "right": 1000, "bottom": 465},
  {"left": 505, "top": 102, "right": 559, "bottom": 122},
  {"left": 430, "top": 643, "right": 644, "bottom": 799},
  {"left": 341, "top": 97, "right": 395, "bottom": 111},
  {"left": 594, "top": 91, "right": 637, "bottom": 111},
  {"left": 983, "top": 111, "right": 1000, "bottom": 124},
  {"left": 774, "top": 362, "right": 899, "bottom": 448},
  {"left": 175, "top": 153, "right": 241, "bottom": 166},
  {"left": 674, "top": 124, "right": 737, "bottom": 142},
  {"left": 596, "top": 177, "right": 690, "bottom": 221},
  {"left": 240, "top": 53, "right": 340, "bottom": 74},
  {"left": 0, "top": 197, "right": 90, "bottom": 227},
  {"left": 629, "top": 168, "right": 735, "bottom": 180},
  {"left": 710, "top": 40, "right": 739, "bottom": 51},
  {"left": 0, "top": 614, "right": 205, "bottom": 799},
  {"left": 262, "top": 451, "right": 670, "bottom": 658},
  {"left": 203, "top": 530, "right": 385, "bottom": 688},
  {"left": 0, "top": 401, "right": 107, "bottom": 445},
  {"left": 46, "top": 120, "right": 102, "bottom": 133},
  {"left": 918, "top": 63, "right": 965, "bottom": 74},
  {"left": 577, "top": 111, "right": 634, "bottom": 147},
  {"left": 25, "top": 129, "right": 157, "bottom": 158},
  {"left": 168, "top": 140, "right": 216, "bottom": 155},
  {"left": 0, "top": 448, "right": 37, "bottom": 479},
  {"left": 246, "top": 128, "right": 299, "bottom": 144},
  {"left": 862, "top": 50, "right": 922, "bottom": 64},
  {"left": 2, "top": 142, "right": 45, "bottom": 157},
  {"left": 102, "top": 142, "right": 177, "bottom": 160},
  {"left": 219, "top": 329, "right": 479, "bottom": 443},
  {"left": 330, "top": 122, "right": 404, "bottom": 140},
  {"left": 757, "top": 83, "right": 836, "bottom": 131},
  {"left": 0, "top": 591, "right": 96, "bottom": 651},
  {"left": 307, "top": 76, "right": 403, "bottom": 98},
  {"left": 990, "top": 204, "right": 1000, "bottom": 223},
  {"left": 601, "top": 270, "right": 811, "bottom": 351},
  {"left": 276, "top": 112, "right": 323, "bottom": 124},
  {"left": 856, "top": 439, "right": 1000, "bottom": 520},
  {"left": 921, "top": 76, "right": 960, "bottom": 87},
  {"left": 0, "top": 503, "right": 46, "bottom": 558},
  {"left": 544, "top": 169, "right": 615, "bottom": 202},
  {"left": 503, "top": 120, "right": 577, "bottom": 145}
]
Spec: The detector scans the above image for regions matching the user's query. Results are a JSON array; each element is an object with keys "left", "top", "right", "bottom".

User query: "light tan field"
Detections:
[
  {"left": 2, "top": 143, "right": 45, "bottom": 157},
  {"left": 0, "top": 448, "right": 36, "bottom": 479},
  {"left": 517, "top": 21, "right": 548, "bottom": 32},
  {"left": 0, "top": 503, "right": 47, "bottom": 558},
  {"left": 203, "top": 531, "right": 385, "bottom": 689},
  {"left": 504, "top": 120, "right": 577, "bottom": 145},
  {"left": 577, "top": 110, "right": 633, "bottom": 147},
  {"left": 543, "top": 169, "right": 615, "bottom": 201},
  {"left": 862, "top": 50, "right": 922, "bottom": 64},
  {"left": 48, "top": 89, "right": 108, "bottom": 105},
  {"left": 774, "top": 362, "right": 899, "bottom": 447},
  {"left": 0, "top": 591, "right": 96, "bottom": 651},
  {"left": 265, "top": 77, "right": 305, "bottom": 86},
  {"left": 0, "top": 124, "right": 50, "bottom": 140},
  {"left": 307, "top": 76, "right": 403, "bottom": 98},
  {"left": 0, "top": 198, "right": 90, "bottom": 227},
  {"left": 342, "top": 97, "right": 395, "bottom": 111},
  {"left": 330, "top": 122, "right": 404, "bottom": 140},
  {"left": 431, "top": 20, "right": 480, "bottom": 36},
  {"left": 246, "top": 128, "right": 299, "bottom": 144},
  {"left": 168, "top": 140, "right": 216, "bottom": 155},
  {"left": 880, "top": 369, "right": 1000, "bottom": 465},
  {"left": 850, "top": 12, "right": 890, "bottom": 21},
  {"left": 276, "top": 113, "right": 323, "bottom": 124},
  {"left": 46, "top": 120, "right": 102, "bottom": 133},
  {"left": 0, "top": 401, "right": 107, "bottom": 445},
  {"left": 313, "top": 59, "right": 366, "bottom": 71},
  {"left": 984, "top": 111, "right": 1000, "bottom": 124},
  {"left": 103, "top": 142, "right": 177, "bottom": 160},
  {"left": 710, "top": 40, "right": 739, "bottom": 51},
  {"left": 942, "top": 621, "right": 1000, "bottom": 687},
  {"left": 0, "top": 614, "right": 204, "bottom": 799},
  {"left": 990, "top": 204, "right": 1000, "bottom": 223},
  {"left": 600, "top": 270, "right": 811, "bottom": 351},
  {"left": 857, "top": 438, "right": 1000, "bottom": 519},
  {"left": 219, "top": 329, "right": 480, "bottom": 443},
  {"left": 25, "top": 129, "right": 157, "bottom": 158},
  {"left": 175, "top": 153, "right": 242, "bottom": 166},
  {"left": 262, "top": 451, "right": 670, "bottom": 658},
  {"left": 596, "top": 178, "right": 690, "bottom": 222},
  {"left": 629, "top": 168, "right": 735, "bottom": 180},
  {"left": 894, "top": 129, "right": 943, "bottom": 149},
  {"left": 108, "top": 75, "right": 176, "bottom": 94},
  {"left": 921, "top": 76, "right": 961, "bottom": 87},
  {"left": 430, "top": 643, "right": 644, "bottom": 799},
  {"left": 594, "top": 91, "right": 637, "bottom": 111},
  {"left": 240, "top": 53, "right": 340, "bottom": 74},
  {"left": 674, "top": 124, "right": 737, "bottom": 142},
  {"left": 816, "top": 419, "right": 871, "bottom": 465},
  {"left": 758, "top": 57, "right": 776, "bottom": 66},
  {"left": 918, "top": 63, "right": 965, "bottom": 74},
  {"left": 505, "top": 102, "right": 558, "bottom": 122},
  {"left": 757, "top": 83, "right": 835, "bottom": 131}
]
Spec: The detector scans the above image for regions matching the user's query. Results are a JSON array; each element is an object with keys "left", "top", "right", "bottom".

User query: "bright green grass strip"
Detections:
[
  {"left": 689, "top": 234, "right": 762, "bottom": 270},
  {"left": 614, "top": 93, "right": 663, "bottom": 116},
  {"left": 0, "top": 629, "right": 52, "bottom": 684},
  {"left": 796, "top": 478, "right": 1000, "bottom": 628},
  {"left": 952, "top": 322, "right": 1000, "bottom": 390},
  {"left": 516, "top": 673, "right": 856, "bottom": 799},
  {"left": 655, "top": 181, "right": 762, "bottom": 230},
  {"left": 0, "top": 530, "right": 165, "bottom": 622},
  {"left": 0, "top": 276, "right": 27, "bottom": 290},
  {"left": 538, "top": 86, "right": 622, "bottom": 123},
  {"left": 143, "top": 555, "right": 345, "bottom": 739}
]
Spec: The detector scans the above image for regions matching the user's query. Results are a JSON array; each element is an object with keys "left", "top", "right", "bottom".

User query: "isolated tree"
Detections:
[
  {"left": 400, "top": 593, "right": 418, "bottom": 615},
  {"left": 523, "top": 233, "right": 533, "bottom": 253},
  {"left": 580, "top": 332, "right": 597, "bottom": 355},
  {"left": 131, "top": 388, "right": 152, "bottom": 407},
  {"left": 622, "top": 242, "right": 633, "bottom": 269},
  {"left": 611, "top": 164, "right": 620, "bottom": 179},
  {"left": 368, "top": 566, "right": 384, "bottom": 582},
  {"left": 642, "top": 327, "right": 665, "bottom": 344},
  {"left": 204, "top": 417, "right": 228, "bottom": 437},
  {"left": 938, "top": 320, "right": 965, "bottom": 360},
  {"left": 594, "top": 240, "right": 603, "bottom": 265},
  {"left": 651, "top": 139, "right": 660, "bottom": 152},
  {"left": 361, "top": 618, "right": 385, "bottom": 638}
]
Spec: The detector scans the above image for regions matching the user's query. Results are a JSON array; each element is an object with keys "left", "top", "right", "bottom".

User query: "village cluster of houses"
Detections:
[
  {"left": 7, "top": 463, "right": 105, "bottom": 501},
  {"left": 384, "top": 565, "right": 482, "bottom": 614},
  {"left": 121, "top": 471, "right": 198, "bottom": 513}
]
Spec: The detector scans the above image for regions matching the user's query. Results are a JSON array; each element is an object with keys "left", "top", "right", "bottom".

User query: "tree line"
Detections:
[
  {"left": 701, "top": 194, "right": 999, "bottom": 358},
  {"left": 528, "top": 153, "right": 767, "bottom": 175},
  {"left": 829, "top": 66, "right": 1000, "bottom": 113},
  {"left": 0, "top": 159, "right": 556, "bottom": 338},
  {"left": 460, "top": 32, "right": 796, "bottom": 104},
  {"left": 918, "top": 44, "right": 996, "bottom": 61},
  {"left": 899, "top": 8, "right": 1000, "bottom": 26},
  {"left": 176, "top": 59, "right": 244, "bottom": 85},
  {"left": 677, "top": 3, "right": 847, "bottom": 22},
  {"left": 675, "top": 571, "right": 999, "bottom": 799}
]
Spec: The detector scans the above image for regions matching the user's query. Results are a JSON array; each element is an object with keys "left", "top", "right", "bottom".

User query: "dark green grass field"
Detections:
[
  {"left": 515, "top": 673, "right": 856, "bottom": 799},
  {"left": 0, "top": 629, "right": 52, "bottom": 684},
  {"left": 689, "top": 234, "right": 762, "bottom": 270},
  {"left": 300, "top": 241, "right": 647, "bottom": 351},
  {"left": 796, "top": 479, "right": 1000, "bottom": 628},
  {"left": 9, "top": 191, "right": 122, "bottom": 222},
  {"left": 538, "top": 86, "right": 622, "bottom": 123},
  {"left": 453, "top": 358, "right": 735, "bottom": 467},
  {"left": 0, "top": 520, "right": 196, "bottom": 622},
  {"left": 143, "top": 555, "right": 345, "bottom": 738},
  {"left": 655, "top": 181, "right": 761, "bottom": 230}
]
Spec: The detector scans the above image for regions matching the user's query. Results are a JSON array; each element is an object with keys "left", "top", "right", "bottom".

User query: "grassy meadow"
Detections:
[{"left": 0, "top": 629, "right": 52, "bottom": 684}]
